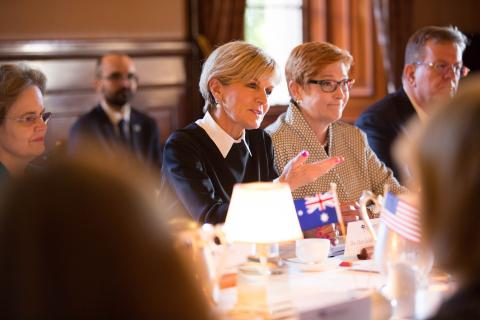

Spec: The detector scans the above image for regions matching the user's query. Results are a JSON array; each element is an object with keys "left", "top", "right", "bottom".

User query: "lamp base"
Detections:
[{"left": 228, "top": 260, "right": 295, "bottom": 319}]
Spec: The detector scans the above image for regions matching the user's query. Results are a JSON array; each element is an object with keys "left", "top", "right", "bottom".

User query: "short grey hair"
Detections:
[{"left": 404, "top": 25, "right": 469, "bottom": 65}]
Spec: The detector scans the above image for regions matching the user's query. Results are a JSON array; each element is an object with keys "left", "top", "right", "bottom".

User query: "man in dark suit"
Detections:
[
  {"left": 356, "top": 26, "right": 469, "bottom": 181},
  {"left": 69, "top": 53, "right": 162, "bottom": 168}
]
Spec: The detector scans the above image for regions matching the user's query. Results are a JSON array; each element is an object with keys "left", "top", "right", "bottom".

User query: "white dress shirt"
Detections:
[
  {"left": 100, "top": 100, "right": 132, "bottom": 136},
  {"left": 196, "top": 111, "right": 252, "bottom": 158}
]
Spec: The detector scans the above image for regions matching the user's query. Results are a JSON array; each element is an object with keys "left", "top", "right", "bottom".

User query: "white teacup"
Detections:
[{"left": 296, "top": 238, "right": 330, "bottom": 263}]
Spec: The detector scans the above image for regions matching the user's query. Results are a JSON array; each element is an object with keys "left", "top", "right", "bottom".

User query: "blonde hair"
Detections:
[
  {"left": 285, "top": 42, "right": 353, "bottom": 92},
  {"left": 199, "top": 41, "right": 280, "bottom": 112}
]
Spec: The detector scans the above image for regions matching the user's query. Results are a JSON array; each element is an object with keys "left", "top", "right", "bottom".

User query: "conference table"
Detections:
[{"left": 216, "top": 243, "right": 453, "bottom": 320}]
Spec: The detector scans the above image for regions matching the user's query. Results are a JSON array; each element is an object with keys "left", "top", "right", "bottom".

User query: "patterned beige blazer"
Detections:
[{"left": 266, "top": 105, "right": 405, "bottom": 201}]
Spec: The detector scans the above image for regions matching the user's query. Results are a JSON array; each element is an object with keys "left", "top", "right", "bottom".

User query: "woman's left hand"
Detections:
[{"left": 279, "top": 150, "right": 344, "bottom": 191}]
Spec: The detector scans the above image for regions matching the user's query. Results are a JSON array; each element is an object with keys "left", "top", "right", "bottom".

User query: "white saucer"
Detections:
[{"left": 283, "top": 257, "right": 340, "bottom": 272}]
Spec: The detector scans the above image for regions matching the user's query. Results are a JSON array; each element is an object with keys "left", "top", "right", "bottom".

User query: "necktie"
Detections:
[{"left": 117, "top": 119, "right": 130, "bottom": 146}]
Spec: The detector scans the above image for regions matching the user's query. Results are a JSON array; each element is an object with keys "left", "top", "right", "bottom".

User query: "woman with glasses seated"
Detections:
[
  {"left": 266, "top": 42, "right": 405, "bottom": 238},
  {"left": 162, "top": 41, "right": 344, "bottom": 224},
  {"left": 0, "top": 64, "right": 50, "bottom": 181}
]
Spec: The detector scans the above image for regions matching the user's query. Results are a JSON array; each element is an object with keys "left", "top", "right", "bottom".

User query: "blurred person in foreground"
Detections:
[
  {"left": 266, "top": 42, "right": 405, "bottom": 239},
  {"left": 412, "top": 76, "right": 480, "bottom": 319},
  {"left": 162, "top": 41, "right": 344, "bottom": 225},
  {"left": 0, "top": 63, "right": 50, "bottom": 181},
  {"left": 356, "top": 26, "right": 469, "bottom": 182},
  {"left": 0, "top": 148, "right": 215, "bottom": 319}
]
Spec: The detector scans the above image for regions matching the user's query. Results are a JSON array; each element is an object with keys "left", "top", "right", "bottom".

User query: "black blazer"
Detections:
[
  {"left": 162, "top": 124, "right": 278, "bottom": 224},
  {"left": 69, "top": 105, "right": 162, "bottom": 168},
  {"left": 355, "top": 88, "right": 416, "bottom": 180},
  {"left": 0, "top": 162, "right": 9, "bottom": 184}
]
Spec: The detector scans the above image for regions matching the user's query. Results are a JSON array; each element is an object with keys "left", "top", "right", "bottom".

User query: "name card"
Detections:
[{"left": 344, "top": 218, "right": 380, "bottom": 257}]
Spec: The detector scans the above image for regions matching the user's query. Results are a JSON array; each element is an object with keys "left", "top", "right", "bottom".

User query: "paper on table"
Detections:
[{"left": 348, "top": 260, "right": 380, "bottom": 273}]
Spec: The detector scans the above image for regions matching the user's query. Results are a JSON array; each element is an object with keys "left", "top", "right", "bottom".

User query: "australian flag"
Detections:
[{"left": 294, "top": 192, "right": 339, "bottom": 231}]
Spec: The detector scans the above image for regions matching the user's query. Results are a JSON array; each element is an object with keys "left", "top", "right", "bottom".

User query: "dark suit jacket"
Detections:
[
  {"left": 69, "top": 105, "right": 162, "bottom": 168},
  {"left": 162, "top": 124, "right": 278, "bottom": 224},
  {"left": 0, "top": 162, "right": 9, "bottom": 184},
  {"left": 355, "top": 88, "right": 416, "bottom": 180}
]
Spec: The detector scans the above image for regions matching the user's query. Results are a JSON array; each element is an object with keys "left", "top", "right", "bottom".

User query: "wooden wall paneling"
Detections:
[
  {"left": 411, "top": 0, "right": 480, "bottom": 34},
  {"left": 134, "top": 87, "right": 185, "bottom": 144},
  {"left": 305, "top": 0, "right": 327, "bottom": 42},
  {"left": 327, "top": 0, "right": 350, "bottom": 49},
  {"left": 0, "top": 40, "right": 194, "bottom": 150},
  {"left": 341, "top": 0, "right": 387, "bottom": 122},
  {"left": 0, "top": 0, "right": 186, "bottom": 40},
  {"left": 345, "top": 28, "right": 387, "bottom": 123},
  {"left": 348, "top": 0, "right": 374, "bottom": 97},
  {"left": 308, "top": 0, "right": 387, "bottom": 122},
  {"left": 147, "top": 107, "right": 179, "bottom": 146}
]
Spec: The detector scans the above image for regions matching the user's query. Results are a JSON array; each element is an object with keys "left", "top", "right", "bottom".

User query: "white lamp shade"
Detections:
[{"left": 223, "top": 182, "right": 303, "bottom": 244}]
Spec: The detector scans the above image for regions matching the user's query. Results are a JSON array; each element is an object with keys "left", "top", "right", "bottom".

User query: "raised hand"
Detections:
[{"left": 278, "top": 150, "right": 344, "bottom": 191}]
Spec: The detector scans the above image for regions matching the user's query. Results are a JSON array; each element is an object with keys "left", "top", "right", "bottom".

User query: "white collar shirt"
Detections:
[
  {"left": 195, "top": 111, "right": 252, "bottom": 158},
  {"left": 100, "top": 100, "right": 131, "bottom": 127}
]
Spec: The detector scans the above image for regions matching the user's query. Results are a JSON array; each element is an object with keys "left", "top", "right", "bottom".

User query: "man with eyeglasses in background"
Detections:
[
  {"left": 69, "top": 53, "right": 162, "bottom": 169},
  {"left": 356, "top": 25, "right": 469, "bottom": 182}
]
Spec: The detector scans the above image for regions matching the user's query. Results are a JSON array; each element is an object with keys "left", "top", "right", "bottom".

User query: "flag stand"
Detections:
[{"left": 330, "top": 183, "right": 346, "bottom": 236}]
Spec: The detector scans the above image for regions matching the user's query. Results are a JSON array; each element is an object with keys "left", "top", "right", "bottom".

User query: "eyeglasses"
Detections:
[
  {"left": 2, "top": 112, "right": 52, "bottom": 126},
  {"left": 414, "top": 61, "right": 470, "bottom": 78},
  {"left": 307, "top": 79, "right": 355, "bottom": 93},
  {"left": 103, "top": 72, "right": 138, "bottom": 82}
]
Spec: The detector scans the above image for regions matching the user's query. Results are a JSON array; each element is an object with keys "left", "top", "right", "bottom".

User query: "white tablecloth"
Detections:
[{"left": 216, "top": 243, "right": 453, "bottom": 319}]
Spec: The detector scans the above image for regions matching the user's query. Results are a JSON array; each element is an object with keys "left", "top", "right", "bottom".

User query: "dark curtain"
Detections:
[
  {"left": 373, "top": 0, "right": 413, "bottom": 92},
  {"left": 194, "top": 0, "right": 247, "bottom": 58}
]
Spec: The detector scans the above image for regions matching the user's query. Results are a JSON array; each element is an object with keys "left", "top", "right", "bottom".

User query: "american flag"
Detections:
[
  {"left": 294, "top": 191, "right": 339, "bottom": 231},
  {"left": 381, "top": 192, "right": 421, "bottom": 243}
]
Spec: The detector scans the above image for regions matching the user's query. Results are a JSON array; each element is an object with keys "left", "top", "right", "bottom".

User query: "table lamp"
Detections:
[{"left": 223, "top": 182, "right": 303, "bottom": 319}]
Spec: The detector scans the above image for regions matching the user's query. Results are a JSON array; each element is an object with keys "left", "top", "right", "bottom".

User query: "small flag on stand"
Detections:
[
  {"left": 381, "top": 192, "right": 421, "bottom": 243},
  {"left": 294, "top": 190, "right": 340, "bottom": 231}
]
